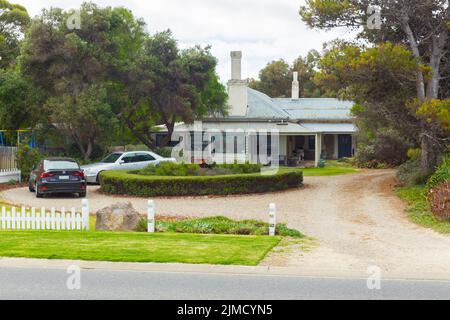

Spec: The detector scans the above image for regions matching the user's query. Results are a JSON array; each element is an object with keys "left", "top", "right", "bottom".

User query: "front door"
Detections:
[{"left": 338, "top": 135, "right": 352, "bottom": 158}]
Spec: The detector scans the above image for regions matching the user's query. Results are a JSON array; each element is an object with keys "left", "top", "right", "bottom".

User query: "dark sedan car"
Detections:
[{"left": 28, "top": 158, "right": 87, "bottom": 198}]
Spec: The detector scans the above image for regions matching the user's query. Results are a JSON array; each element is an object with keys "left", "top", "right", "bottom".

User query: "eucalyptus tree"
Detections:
[{"left": 300, "top": 0, "right": 449, "bottom": 170}]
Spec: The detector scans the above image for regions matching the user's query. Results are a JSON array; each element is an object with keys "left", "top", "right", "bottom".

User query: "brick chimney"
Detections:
[
  {"left": 292, "top": 71, "right": 299, "bottom": 100},
  {"left": 227, "top": 51, "right": 248, "bottom": 116}
]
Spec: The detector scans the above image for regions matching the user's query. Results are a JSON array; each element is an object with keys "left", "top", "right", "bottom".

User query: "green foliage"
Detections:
[
  {"left": 136, "top": 216, "right": 304, "bottom": 238},
  {"left": 122, "top": 30, "right": 227, "bottom": 149},
  {"left": 249, "top": 59, "right": 292, "bottom": 98},
  {"left": 301, "top": 1, "right": 450, "bottom": 172},
  {"left": 19, "top": 3, "right": 146, "bottom": 159},
  {"left": 0, "top": 0, "right": 30, "bottom": 68},
  {"left": 16, "top": 143, "right": 40, "bottom": 182},
  {"left": 139, "top": 162, "right": 200, "bottom": 177},
  {"left": 0, "top": 70, "right": 42, "bottom": 130},
  {"left": 137, "top": 162, "right": 262, "bottom": 177},
  {"left": 427, "top": 155, "right": 450, "bottom": 190},
  {"left": 153, "top": 147, "right": 173, "bottom": 158},
  {"left": 407, "top": 148, "right": 421, "bottom": 161},
  {"left": 249, "top": 51, "right": 324, "bottom": 98},
  {"left": 44, "top": 85, "right": 118, "bottom": 161},
  {"left": 397, "top": 159, "right": 431, "bottom": 186},
  {"left": 100, "top": 170, "right": 303, "bottom": 197},
  {"left": 355, "top": 128, "right": 412, "bottom": 168},
  {"left": 415, "top": 99, "right": 450, "bottom": 135}
]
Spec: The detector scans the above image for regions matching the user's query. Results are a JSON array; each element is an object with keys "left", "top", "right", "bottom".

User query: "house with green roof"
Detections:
[{"left": 156, "top": 51, "right": 358, "bottom": 167}]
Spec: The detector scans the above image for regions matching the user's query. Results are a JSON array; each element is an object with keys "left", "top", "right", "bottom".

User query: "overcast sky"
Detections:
[{"left": 19, "top": 0, "right": 354, "bottom": 82}]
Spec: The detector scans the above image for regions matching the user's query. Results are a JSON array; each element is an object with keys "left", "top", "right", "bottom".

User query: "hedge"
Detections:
[{"left": 100, "top": 170, "right": 303, "bottom": 197}]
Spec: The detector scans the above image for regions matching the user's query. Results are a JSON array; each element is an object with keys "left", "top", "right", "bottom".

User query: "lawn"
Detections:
[
  {"left": 278, "top": 165, "right": 359, "bottom": 177},
  {"left": 0, "top": 230, "right": 281, "bottom": 265},
  {"left": 396, "top": 186, "right": 450, "bottom": 234}
]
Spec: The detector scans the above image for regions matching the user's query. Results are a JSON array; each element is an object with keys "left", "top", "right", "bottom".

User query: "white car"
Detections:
[{"left": 81, "top": 151, "right": 176, "bottom": 184}]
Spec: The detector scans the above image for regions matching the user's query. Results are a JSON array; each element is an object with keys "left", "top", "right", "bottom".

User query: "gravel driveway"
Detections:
[{"left": 1, "top": 170, "right": 449, "bottom": 277}]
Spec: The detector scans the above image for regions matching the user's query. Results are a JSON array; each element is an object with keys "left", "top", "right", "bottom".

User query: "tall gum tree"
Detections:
[{"left": 300, "top": 0, "right": 449, "bottom": 171}]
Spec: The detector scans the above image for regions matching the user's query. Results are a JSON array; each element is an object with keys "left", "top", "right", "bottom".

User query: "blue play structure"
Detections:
[{"left": 0, "top": 130, "right": 37, "bottom": 147}]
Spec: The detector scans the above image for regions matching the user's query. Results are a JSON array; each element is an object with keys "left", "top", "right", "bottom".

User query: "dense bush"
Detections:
[
  {"left": 100, "top": 170, "right": 303, "bottom": 197},
  {"left": 427, "top": 155, "right": 450, "bottom": 189},
  {"left": 136, "top": 216, "right": 304, "bottom": 237},
  {"left": 136, "top": 161, "right": 262, "bottom": 177},
  {"left": 16, "top": 144, "right": 41, "bottom": 182},
  {"left": 355, "top": 129, "right": 412, "bottom": 168},
  {"left": 396, "top": 159, "right": 431, "bottom": 186},
  {"left": 153, "top": 147, "right": 173, "bottom": 158}
]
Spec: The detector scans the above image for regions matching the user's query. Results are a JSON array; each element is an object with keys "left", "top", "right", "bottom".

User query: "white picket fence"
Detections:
[{"left": 0, "top": 199, "right": 89, "bottom": 231}]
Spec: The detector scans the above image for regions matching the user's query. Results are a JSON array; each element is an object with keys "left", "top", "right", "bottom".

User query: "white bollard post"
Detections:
[
  {"left": 81, "top": 199, "right": 89, "bottom": 231},
  {"left": 147, "top": 200, "right": 155, "bottom": 233},
  {"left": 269, "top": 203, "right": 276, "bottom": 236}
]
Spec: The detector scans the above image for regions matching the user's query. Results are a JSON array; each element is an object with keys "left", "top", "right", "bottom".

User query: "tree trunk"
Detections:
[
  {"left": 160, "top": 122, "right": 175, "bottom": 147},
  {"left": 420, "top": 134, "right": 440, "bottom": 173}
]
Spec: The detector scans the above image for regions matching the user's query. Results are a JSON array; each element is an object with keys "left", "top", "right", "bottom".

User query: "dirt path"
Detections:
[{"left": 1, "top": 170, "right": 449, "bottom": 276}]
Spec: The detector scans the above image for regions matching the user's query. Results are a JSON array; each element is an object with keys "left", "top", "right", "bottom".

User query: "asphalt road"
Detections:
[{"left": 0, "top": 267, "right": 449, "bottom": 300}]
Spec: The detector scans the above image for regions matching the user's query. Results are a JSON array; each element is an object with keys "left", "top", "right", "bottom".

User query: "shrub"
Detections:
[
  {"left": 153, "top": 147, "right": 173, "bottom": 158},
  {"left": 16, "top": 144, "right": 41, "bottom": 182},
  {"left": 139, "top": 162, "right": 200, "bottom": 176},
  {"left": 137, "top": 161, "right": 262, "bottom": 177},
  {"left": 427, "top": 155, "right": 450, "bottom": 189},
  {"left": 355, "top": 129, "right": 412, "bottom": 168},
  {"left": 397, "top": 159, "right": 431, "bottom": 186},
  {"left": 100, "top": 170, "right": 303, "bottom": 197},
  {"left": 136, "top": 216, "right": 304, "bottom": 237}
]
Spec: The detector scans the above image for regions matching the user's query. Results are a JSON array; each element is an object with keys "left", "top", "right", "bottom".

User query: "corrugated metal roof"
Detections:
[
  {"left": 246, "top": 88, "right": 290, "bottom": 119},
  {"left": 301, "top": 123, "right": 358, "bottom": 133},
  {"left": 246, "top": 88, "right": 355, "bottom": 121}
]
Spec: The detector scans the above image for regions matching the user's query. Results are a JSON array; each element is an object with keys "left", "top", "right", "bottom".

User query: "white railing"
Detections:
[
  {"left": 0, "top": 169, "right": 21, "bottom": 183},
  {"left": 0, "top": 199, "right": 89, "bottom": 231}
]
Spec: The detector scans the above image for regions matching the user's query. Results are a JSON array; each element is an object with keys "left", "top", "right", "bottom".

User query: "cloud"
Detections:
[{"left": 19, "top": 0, "right": 354, "bottom": 81}]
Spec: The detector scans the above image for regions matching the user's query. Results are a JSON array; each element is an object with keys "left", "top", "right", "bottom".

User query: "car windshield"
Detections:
[
  {"left": 102, "top": 153, "right": 123, "bottom": 163},
  {"left": 44, "top": 160, "right": 79, "bottom": 171}
]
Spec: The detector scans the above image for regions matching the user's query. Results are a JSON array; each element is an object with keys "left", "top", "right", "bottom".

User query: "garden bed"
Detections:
[{"left": 100, "top": 169, "right": 303, "bottom": 197}]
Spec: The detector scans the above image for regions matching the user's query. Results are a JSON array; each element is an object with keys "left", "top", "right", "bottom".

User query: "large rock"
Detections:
[{"left": 95, "top": 202, "right": 141, "bottom": 231}]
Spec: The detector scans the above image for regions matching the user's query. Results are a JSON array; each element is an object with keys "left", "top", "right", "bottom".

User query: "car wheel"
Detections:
[
  {"left": 35, "top": 183, "right": 43, "bottom": 198},
  {"left": 79, "top": 191, "right": 87, "bottom": 198},
  {"left": 96, "top": 171, "right": 104, "bottom": 184}
]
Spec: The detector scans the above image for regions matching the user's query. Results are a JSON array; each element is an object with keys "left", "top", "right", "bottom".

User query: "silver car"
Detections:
[{"left": 81, "top": 151, "right": 176, "bottom": 184}]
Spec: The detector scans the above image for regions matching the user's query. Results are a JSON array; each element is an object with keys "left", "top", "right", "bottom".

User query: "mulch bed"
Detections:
[
  {"left": 428, "top": 181, "right": 450, "bottom": 221},
  {"left": 0, "top": 182, "right": 27, "bottom": 193}
]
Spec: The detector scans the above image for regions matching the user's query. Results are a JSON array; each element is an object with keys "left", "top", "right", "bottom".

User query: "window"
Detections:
[
  {"left": 102, "top": 153, "right": 123, "bottom": 163},
  {"left": 121, "top": 154, "right": 136, "bottom": 163},
  {"left": 133, "top": 153, "right": 155, "bottom": 162},
  {"left": 308, "top": 136, "right": 315, "bottom": 150},
  {"left": 44, "top": 160, "right": 79, "bottom": 171}
]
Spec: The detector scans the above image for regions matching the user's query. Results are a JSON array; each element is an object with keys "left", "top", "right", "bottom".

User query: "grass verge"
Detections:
[
  {"left": 396, "top": 185, "right": 450, "bottom": 234},
  {"left": 0, "top": 230, "right": 281, "bottom": 265},
  {"left": 279, "top": 166, "right": 358, "bottom": 177}
]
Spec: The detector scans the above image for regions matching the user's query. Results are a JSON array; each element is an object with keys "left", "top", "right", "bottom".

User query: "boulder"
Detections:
[{"left": 95, "top": 202, "right": 141, "bottom": 231}]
